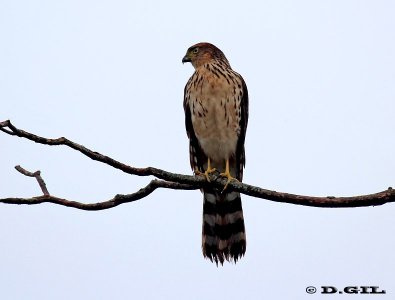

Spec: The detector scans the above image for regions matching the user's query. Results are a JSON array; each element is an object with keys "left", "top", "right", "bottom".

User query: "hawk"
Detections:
[{"left": 182, "top": 42, "right": 249, "bottom": 265}]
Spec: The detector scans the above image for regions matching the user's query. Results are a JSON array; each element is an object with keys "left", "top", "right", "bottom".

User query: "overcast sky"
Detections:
[{"left": 1, "top": 1, "right": 395, "bottom": 299}]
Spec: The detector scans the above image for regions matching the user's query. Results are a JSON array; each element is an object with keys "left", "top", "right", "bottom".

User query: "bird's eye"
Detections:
[{"left": 193, "top": 47, "right": 199, "bottom": 54}]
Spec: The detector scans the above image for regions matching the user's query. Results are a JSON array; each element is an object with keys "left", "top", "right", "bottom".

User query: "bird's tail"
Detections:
[{"left": 202, "top": 188, "right": 246, "bottom": 265}]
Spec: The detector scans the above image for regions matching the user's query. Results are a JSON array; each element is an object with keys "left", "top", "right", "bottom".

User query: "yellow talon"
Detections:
[
  {"left": 219, "top": 159, "right": 239, "bottom": 191},
  {"left": 195, "top": 158, "right": 216, "bottom": 182}
]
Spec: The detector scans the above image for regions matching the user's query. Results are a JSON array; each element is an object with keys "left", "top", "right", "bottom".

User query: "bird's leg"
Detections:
[
  {"left": 219, "top": 159, "right": 238, "bottom": 191},
  {"left": 195, "top": 158, "right": 216, "bottom": 182}
]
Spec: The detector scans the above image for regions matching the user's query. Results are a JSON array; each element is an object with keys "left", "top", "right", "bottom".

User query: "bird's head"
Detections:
[{"left": 182, "top": 42, "right": 229, "bottom": 69}]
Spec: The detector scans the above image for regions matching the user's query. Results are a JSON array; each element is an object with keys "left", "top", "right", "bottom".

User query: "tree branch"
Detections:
[
  {"left": 1, "top": 178, "right": 196, "bottom": 211},
  {"left": 0, "top": 120, "right": 199, "bottom": 185},
  {"left": 1, "top": 119, "right": 395, "bottom": 210}
]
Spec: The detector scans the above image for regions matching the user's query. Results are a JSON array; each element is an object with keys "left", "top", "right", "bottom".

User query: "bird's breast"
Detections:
[{"left": 188, "top": 72, "right": 242, "bottom": 163}]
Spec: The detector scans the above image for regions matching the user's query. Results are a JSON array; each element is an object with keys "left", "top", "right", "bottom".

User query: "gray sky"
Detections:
[{"left": 1, "top": 0, "right": 394, "bottom": 299}]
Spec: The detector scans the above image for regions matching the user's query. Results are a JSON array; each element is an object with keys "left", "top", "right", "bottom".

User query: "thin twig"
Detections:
[{"left": 15, "top": 165, "right": 50, "bottom": 195}]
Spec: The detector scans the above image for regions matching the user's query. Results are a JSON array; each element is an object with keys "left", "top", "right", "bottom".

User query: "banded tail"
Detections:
[{"left": 202, "top": 188, "right": 246, "bottom": 265}]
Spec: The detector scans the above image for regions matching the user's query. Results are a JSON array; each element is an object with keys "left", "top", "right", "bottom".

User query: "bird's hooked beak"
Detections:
[{"left": 182, "top": 54, "right": 191, "bottom": 64}]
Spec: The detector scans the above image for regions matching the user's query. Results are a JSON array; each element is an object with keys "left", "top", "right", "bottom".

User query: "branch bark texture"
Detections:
[{"left": 1, "top": 119, "right": 394, "bottom": 210}]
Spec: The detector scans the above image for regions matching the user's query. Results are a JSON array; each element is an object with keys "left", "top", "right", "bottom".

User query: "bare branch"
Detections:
[
  {"left": 1, "top": 119, "right": 395, "bottom": 210},
  {"left": 15, "top": 165, "right": 50, "bottom": 195},
  {"left": 1, "top": 179, "right": 197, "bottom": 211},
  {"left": 0, "top": 120, "right": 199, "bottom": 185}
]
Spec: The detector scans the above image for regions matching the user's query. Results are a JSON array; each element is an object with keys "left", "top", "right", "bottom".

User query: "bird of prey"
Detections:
[{"left": 182, "top": 42, "right": 249, "bottom": 265}]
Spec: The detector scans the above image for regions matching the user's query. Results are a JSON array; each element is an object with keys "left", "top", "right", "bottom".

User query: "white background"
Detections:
[{"left": 1, "top": 1, "right": 394, "bottom": 299}]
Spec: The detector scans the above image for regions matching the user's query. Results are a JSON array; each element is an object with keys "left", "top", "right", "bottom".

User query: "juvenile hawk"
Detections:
[{"left": 182, "top": 42, "right": 249, "bottom": 265}]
